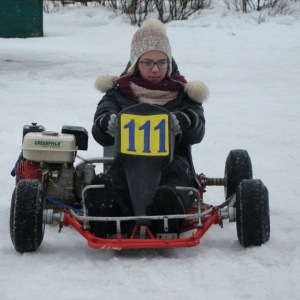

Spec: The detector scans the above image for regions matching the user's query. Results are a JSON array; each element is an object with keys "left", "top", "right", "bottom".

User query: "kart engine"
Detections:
[{"left": 14, "top": 123, "right": 93, "bottom": 211}]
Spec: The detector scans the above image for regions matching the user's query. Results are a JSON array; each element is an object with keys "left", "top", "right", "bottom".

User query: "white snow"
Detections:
[{"left": 1, "top": 2, "right": 300, "bottom": 299}]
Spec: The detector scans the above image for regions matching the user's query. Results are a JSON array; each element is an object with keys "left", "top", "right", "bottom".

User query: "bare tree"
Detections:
[
  {"left": 118, "top": 0, "right": 155, "bottom": 26},
  {"left": 224, "top": 0, "right": 293, "bottom": 13},
  {"left": 154, "top": 0, "right": 211, "bottom": 23}
]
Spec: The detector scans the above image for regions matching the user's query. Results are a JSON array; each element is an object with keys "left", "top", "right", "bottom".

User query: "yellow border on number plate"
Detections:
[{"left": 120, "top": 114, "right": 169, "bottom": 156}]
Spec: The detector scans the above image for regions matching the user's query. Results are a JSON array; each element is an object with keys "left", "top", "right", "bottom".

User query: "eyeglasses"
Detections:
[{"left": 139, "top": 60, "right": 169, "bottom": 70}]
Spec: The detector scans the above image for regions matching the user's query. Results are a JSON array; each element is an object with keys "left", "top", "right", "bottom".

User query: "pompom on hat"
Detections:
[{"left": 127, "top": 19, "right": 172, "bottom": 77}]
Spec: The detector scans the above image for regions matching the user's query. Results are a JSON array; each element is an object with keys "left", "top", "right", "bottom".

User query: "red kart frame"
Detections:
[
  {"left": 59, "top": 178, "right": 223, "bottom": 250},
  {"left": 61, "top": 206, "right": 221, "bottom": 250}
]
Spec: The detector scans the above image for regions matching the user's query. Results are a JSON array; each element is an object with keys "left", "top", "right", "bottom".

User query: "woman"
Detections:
[{"left": 90, "top": 19, "right": 208, "bottom": 237}]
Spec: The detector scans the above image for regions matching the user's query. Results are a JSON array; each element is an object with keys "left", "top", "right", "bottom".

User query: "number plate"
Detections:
[{"left": 120, "top": 114, "right": 169, "bottom": 156}]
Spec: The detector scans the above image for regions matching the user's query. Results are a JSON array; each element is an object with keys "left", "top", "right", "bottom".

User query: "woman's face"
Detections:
[{"left": 137, "top": 51, "right": 168, "bottom": 82}]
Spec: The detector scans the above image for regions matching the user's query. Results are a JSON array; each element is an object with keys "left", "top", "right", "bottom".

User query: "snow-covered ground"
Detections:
[{"left": 1, "top": 2, "right": 300, "bottom": 299}]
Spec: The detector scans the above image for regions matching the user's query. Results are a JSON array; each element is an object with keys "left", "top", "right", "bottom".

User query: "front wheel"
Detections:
[
  {"left": 224, "top": 149, "right": 253, "bottom": 200},
  {"left": 236, "top": 179, "right": 270, "bottom": 247},
  {"left": 10, "top": 179, "right": 45, "bottom": 253}
]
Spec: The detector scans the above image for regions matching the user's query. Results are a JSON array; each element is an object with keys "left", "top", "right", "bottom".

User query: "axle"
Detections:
[{"left": 205, "top": 177, "right": 225, "bottom": 186}]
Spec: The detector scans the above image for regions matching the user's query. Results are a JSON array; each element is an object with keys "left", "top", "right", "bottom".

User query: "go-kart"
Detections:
[{"left": 10, "top": 103, "right": 270, "bottom": 253}]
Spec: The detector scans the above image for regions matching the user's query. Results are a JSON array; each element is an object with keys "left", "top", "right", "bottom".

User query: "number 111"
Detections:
[{"left": 124, "top": 119, "right": 167, "bottom": 154}]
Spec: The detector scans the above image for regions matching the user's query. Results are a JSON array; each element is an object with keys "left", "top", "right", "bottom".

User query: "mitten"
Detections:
[{"left": 100, "top": 111, "right": 117, "bottom": 137}]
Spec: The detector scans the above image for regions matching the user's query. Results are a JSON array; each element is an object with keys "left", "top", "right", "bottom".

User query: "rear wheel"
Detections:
[
  {"left": 10, "top": 179, "right": 45, "bottom": 253},
  {"left": 236, "top": 179, "right": 270, "bottom": 247},
  {"left": 224, "top": 149, "right": 252, "bottom": 200}
]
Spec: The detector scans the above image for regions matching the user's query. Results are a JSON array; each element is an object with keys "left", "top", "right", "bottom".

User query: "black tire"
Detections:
[
  {"left": 236, "top": 179, "right": 270, "bottom": 247},
  {"left": 10, "top": 179, "right": 45, "bottom": 253},
  {"left": 225, "top": 149, "right": 253, "bottom": 200}
]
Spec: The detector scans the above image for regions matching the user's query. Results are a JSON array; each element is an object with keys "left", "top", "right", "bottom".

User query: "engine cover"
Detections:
[
  {"left": 16, "top": 160, "right": 43, "bottom": 185},
  {"left": 22, "top": 131, "right": 77, "bottom": 163}
]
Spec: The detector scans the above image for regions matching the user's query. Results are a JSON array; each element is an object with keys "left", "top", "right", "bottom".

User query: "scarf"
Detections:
[{"left": 116, "top": 72, "right": 187, "bottom": 105}]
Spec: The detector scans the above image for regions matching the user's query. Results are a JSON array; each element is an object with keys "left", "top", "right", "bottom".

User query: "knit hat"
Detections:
[{"left": 127, "top": 19, "right": 172, "bottom": 77}]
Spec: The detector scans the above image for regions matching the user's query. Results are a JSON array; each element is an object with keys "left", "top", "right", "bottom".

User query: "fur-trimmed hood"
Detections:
[{"left": 95, "top": 74, "right": 208, "bottom": 104}]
